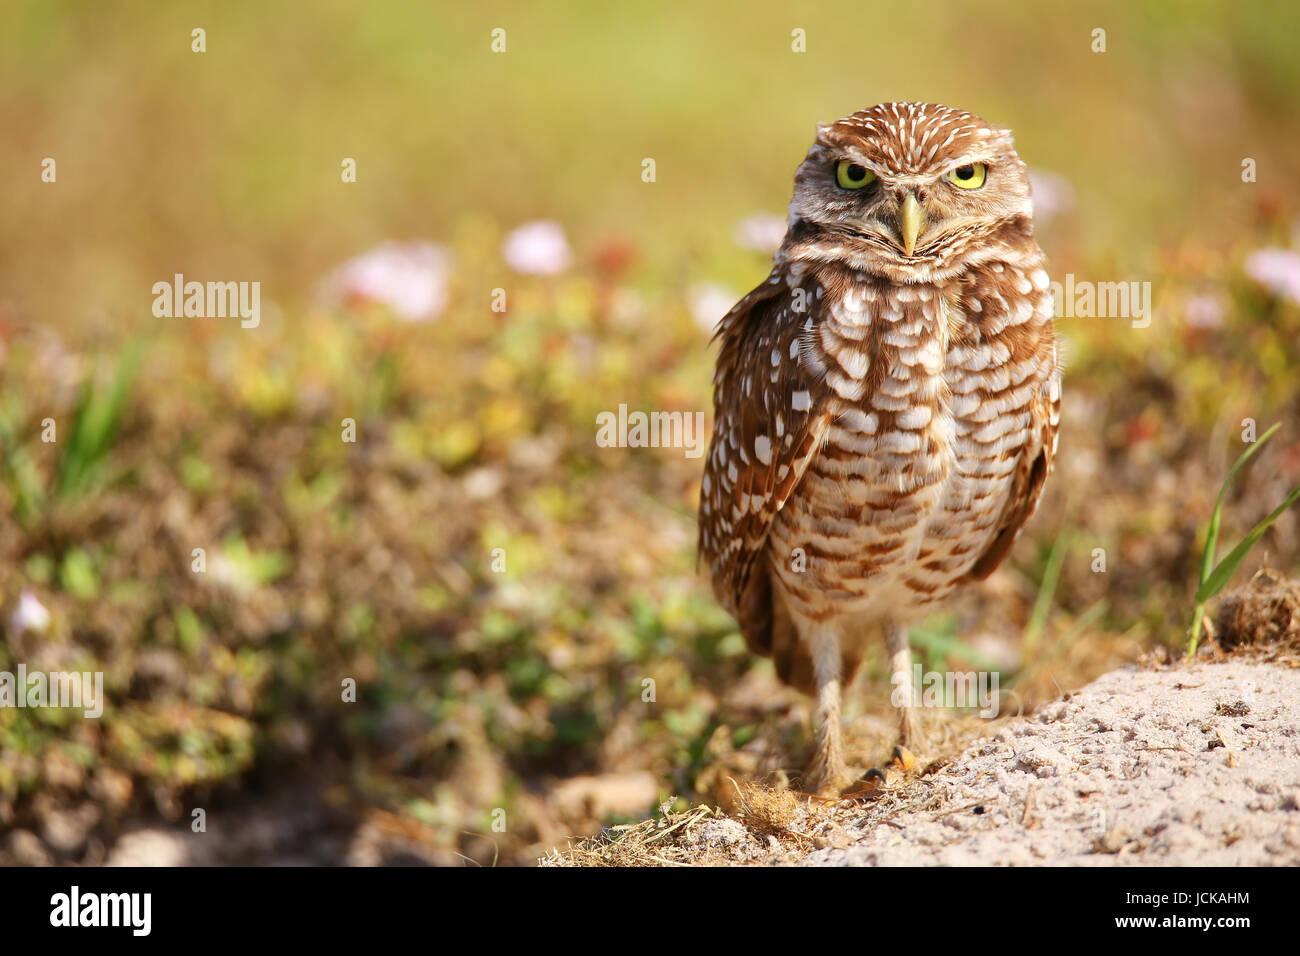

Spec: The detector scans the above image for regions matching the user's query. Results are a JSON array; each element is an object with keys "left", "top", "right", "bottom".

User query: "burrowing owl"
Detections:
[{"left": 698, "top": 103, "right": 1060, "bottom": 793}]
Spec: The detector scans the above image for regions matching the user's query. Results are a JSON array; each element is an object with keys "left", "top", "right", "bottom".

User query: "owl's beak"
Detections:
[{"left": 899, "top": 194, "right": 927, "bottom": 257}]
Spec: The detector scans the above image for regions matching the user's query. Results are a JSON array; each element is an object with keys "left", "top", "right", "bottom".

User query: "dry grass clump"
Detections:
[
  {"left": 540, "top": 766, "right": 968, "bottom": 867},
  {"left": 1214, "top": 570, "right": 1300, "bottom": 657},
  {"left": 720, "top": 778, "right": 801, "bottom": 834},
  {"left": 539, "top": 802, "right": 755, "bottom": 867},
  {"left": 540, "top": 783, "right": 843, "bottom": 867}
]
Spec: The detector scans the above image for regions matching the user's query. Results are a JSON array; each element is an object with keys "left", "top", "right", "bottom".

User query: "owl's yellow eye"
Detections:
[
  {"left": 946, "top": 163, "right": 987, "bottom": 189},
  {"left": 835, "top": 160, "right": 876, "bottom": 190}
]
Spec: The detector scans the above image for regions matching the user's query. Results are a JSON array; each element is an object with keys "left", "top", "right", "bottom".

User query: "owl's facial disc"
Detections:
[
  {"left": 781, "top": 104, "right": 1034, "bottom": 279},
  {"left": 834, "top": 163, "right": 1005, "bottom": 262}
]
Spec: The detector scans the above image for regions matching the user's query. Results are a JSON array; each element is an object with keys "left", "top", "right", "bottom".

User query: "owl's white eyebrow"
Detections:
[
  {"left": 943, "top": 157, "right": 995, "bottom": 172},
  {"left": 834, "top": 155, "right": 891, "bottom": 179}
]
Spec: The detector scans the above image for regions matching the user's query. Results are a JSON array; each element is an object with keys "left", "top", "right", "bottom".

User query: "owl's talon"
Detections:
[
  {"left": 839, "top": 767, "right": 887, "bottom": 801},
  {"left": 859, "top": 767, "right": 888, "bottom": 789},
  {"left": 891, "top": 745, "right": 916, "bottom": 772}
]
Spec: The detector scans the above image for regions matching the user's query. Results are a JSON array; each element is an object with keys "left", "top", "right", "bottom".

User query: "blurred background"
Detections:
[{"left": 1, "top": 0, "right": 1299, "bottom": 865}]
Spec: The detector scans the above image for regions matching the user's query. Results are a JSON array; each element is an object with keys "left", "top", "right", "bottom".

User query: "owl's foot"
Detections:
[
  {"left": 838, "top": 746, "right": 917, "bottom": 801},
  {"left": 803, "top": 750, "right": 853, "bottom": 797},
  {"left": 892, "top": 745, "right": 918, "bottom": 776},
  {"left": 887, "top": 621, "right": 927, "bottom": 754},
  {"left": 839, "top": 767, "right": 886, "bottom": 800},
  {"left": 898, "top": 704, "right": 923, "bottom": 753},
  {"left": 804, "top": 626, "right": 851, "bottom": 795}
]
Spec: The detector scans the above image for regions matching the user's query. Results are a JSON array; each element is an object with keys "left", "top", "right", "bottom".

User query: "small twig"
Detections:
[
  {"left": 1215, "top": 727, "right": 1239, "bottom": 768},
  {"left": 1022, "top": 786, "right": 1040, "bottom": 829},
  {"left": 643, "top": 805, "right": 712, "bottom": 845}
]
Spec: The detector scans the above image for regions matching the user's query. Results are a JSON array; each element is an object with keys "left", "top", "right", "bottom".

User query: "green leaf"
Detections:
[
  {"left": 174, "top": 606, "right": 204, "bottom": 654},
  {"left": 58, "top": 548, "right": 100, "bottom": 599},
  {"left": 219, "top": 535, "right": 291, "bottom": 588}
]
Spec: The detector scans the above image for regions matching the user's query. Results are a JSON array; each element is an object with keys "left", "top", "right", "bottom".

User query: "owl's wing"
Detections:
[
  {"left": 698, "top": 271, "right": 833, "bottom": 616},
  {"left": 962, "top": 364, "right": 1061, "bottom": 581}
]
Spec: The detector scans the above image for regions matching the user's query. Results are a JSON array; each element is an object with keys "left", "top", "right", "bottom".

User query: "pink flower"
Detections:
[
  {"left": 9, "top": 589, "right": 51, "bottom": 636},
  {"left": 1244, "top": 248, "right": 1300, "bottom": 305},
  {"left": 733, "top": 213, "right": 787, "bottom": 255},
  {"left": 1028, "top": 169, "right": 1075, "bottom": 224},
  {"left": 688, "top": 282, "right": 737, "bottom": 335},
  {"left": 328, "top": 241, "right": 452, "bottom": 320},
  {"left": 503, "top": 221, "right": 572, "bottom": 276},
  {"left": 1184, "top": 293, "right": 1225, "bottom": 330}
]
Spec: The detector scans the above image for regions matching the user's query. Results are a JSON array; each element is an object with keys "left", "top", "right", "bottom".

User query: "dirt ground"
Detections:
[
  {"left": 804, "top": 659, "right": 1300, "bottom": 866},
  {"left": 545, "top": 656, "right": 1300, "bottom": 867},
  {"left": 8, "top": 654, "right": 1297, "bottom": 867}
]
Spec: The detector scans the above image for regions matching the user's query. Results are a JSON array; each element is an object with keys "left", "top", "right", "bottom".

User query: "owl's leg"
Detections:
[
  {"left": 805, "top": 624, "right": 850, "bottom": 795},
  {"left": 885, "top": 621, "right": 921, "bottom": 748}
]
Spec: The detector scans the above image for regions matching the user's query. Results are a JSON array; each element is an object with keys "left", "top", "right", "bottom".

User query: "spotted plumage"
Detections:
[{"left": 699, "top": 103, "right": 1060, "bottom": 793}]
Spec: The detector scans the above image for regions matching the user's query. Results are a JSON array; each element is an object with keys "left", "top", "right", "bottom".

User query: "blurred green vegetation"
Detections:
[
  {"left": 4, "top": 1, "right": 1300, "bottom": 323},
  {"left": 1, "top": 1, "right": 1299, "bottom": 865}
]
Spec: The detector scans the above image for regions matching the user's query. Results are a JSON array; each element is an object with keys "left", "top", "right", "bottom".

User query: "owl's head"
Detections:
[{"left": 783, "top": 102, "right": 1034, "bottom": 282}]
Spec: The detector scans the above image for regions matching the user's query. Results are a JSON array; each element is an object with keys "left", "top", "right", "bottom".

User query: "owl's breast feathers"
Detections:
[{"left": 698, "top": 252, "right": 1059, "bottom": 667}]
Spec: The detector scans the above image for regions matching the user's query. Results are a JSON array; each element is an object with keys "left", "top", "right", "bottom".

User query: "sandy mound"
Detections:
[{"left": 805, "top": 659, "right": 1300, "bottom": 866}]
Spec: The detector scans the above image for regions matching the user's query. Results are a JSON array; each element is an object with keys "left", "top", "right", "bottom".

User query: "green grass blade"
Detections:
[
  {"left": 1023, "top": 496, "right": 1076, "bottom": 656},
  {"left": 909, "top": 621, "right": 1004, "bottom": 673},
  {"left": 1200, "top": 423, "right": 1279, "bottom": 587},
  {"left": 1196, "top": 482, "right": 1300, "bottom": 602},
  {"left": 56, "top": 341, "right": 144, "bottom": 498}
]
